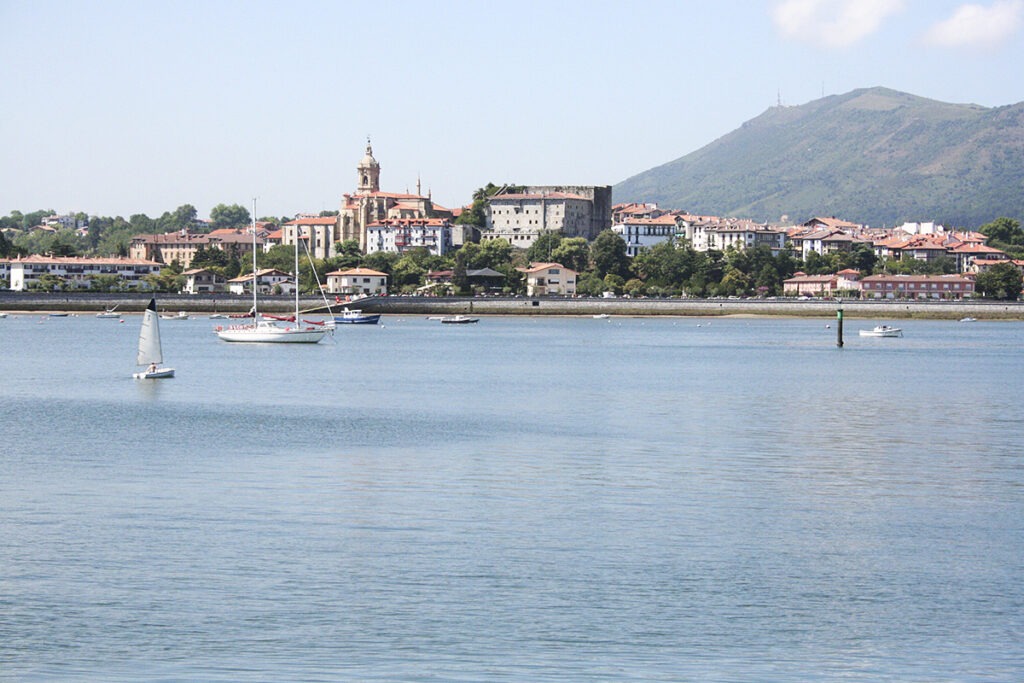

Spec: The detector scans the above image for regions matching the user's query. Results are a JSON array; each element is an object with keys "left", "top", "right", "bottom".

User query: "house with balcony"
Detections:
[
  {"left": 365, "top": 218, "right": 451, "bottom": 256},
  {"left": 686, "top": 219, "right": 786, "bottom": 254},
  {"left": 516, "top": 262, "right": 577, "bottom": 296},
  {"left": 859, "top": 274, "right": 975, "bottom": 299},
  {"left": 227, "top": 268, "right": 294, "bottom": 295},
  {"left": 612, "top": 214, "right": 679, "bottom": 257},
  {"left": 181, "top": 268, "right": 227, "bottom": 294},
  {"left": 325, "top": 267, "right": 388, "bottom": 296},
  {"left": 7, "top": 255, "right": 163, "bottom": 291}
]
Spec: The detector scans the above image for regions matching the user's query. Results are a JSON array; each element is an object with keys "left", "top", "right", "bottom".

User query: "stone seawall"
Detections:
[
  {"left": 358, "top": 296, "right": 1024, "bottom": 320},
  {"left": 2, "top": 291, "right": 1023, "bottom": 320}
]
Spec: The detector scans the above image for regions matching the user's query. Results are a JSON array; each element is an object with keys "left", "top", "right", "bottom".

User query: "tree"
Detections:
[
  {"left": 632, "top": 241, "right": 688, "bottom": 291},
  {"left": 392, "top": 254, "right": 427, "bottom": 291},
  {"left": 575, "top": 271, "right": 606, "bottom": 296},
  {"left": 210, "top": 203, "right": 251, "bottom": 229},
  {"left": 551, "top": 237, "right": 590, "bottom": 274},
  {"left": 324, "top": 239, "right": 362, "bottom": 272},
  {"left": 190, "top": 245, "right": 231, "bottom": 272},
  {"left": 89, "top": 274, "right": 122, "bottom": 292},
  {"left": 591, "top": 230, "right": 629, "bottom": 279},
  {"left": 260, "top": 244, "right": 297, "bottom": 273},
  {"left": 718, "top": 267, "right": 751, "bottom": 296},
  {"left": 526, "top": 231, "right": 563, "bottom": 264},
  {"left": 129, "top": 214, "right": 155, "bottom": 233},
  {"left": 975, "top": 262, "right": 1023, "bottom": 300},
  {"left": 979, "top": 217, "right": 1023, "bottom": 246},
  {"left": 362, "top": 250, "right": 399, "bottom": 278},
  {"left": 624, "top": 278, "right": 645, "bottom": 297},
  {"left": 170, "top": 204, "right": 198, "bottom": 231}
]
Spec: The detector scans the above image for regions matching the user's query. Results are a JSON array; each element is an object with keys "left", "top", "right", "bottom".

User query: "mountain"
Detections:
[{"left": 614, "top": 87, "right": 1024, "bottom": 228}]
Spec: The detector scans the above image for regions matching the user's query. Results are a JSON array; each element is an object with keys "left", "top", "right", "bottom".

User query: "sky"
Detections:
[{"left": 1, "top": 0, "right": 1022, "bottom": 221}]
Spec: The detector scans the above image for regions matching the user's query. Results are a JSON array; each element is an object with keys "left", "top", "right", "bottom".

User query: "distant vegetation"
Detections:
[{"left": 615, "top": 87, "right": 1024, "bottom": 229}]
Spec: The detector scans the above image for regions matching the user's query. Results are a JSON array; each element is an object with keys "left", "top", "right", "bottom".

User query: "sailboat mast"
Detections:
[
  {"left": 295, "top": 224, "right": 301, "bottom": 321},
  {"left": 251, "top": 197, "right": 258, "bottom": 319}
]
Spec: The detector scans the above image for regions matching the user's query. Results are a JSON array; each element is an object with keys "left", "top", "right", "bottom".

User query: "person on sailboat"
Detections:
[{"left": 148, "top": 362, "right": 158, "bottom": 374}]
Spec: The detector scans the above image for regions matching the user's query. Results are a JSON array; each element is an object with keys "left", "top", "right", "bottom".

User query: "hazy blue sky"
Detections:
[{"left": 2, "top": 0, "right": 1022, "bottom": 220}]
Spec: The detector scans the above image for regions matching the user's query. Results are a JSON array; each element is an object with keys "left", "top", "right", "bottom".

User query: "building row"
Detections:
[
  {"left": 0, "top": 253, "right": 390, "bottom": 297},
  {"left": 783, "top": 270, "right": 981, "bottom": 299},
  {"left": 610, "top": 207, "right": 1015, "bottom": 276}
]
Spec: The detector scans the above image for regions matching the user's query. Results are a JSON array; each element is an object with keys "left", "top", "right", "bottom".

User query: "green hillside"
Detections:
[{"left": 614, "top": 87, "right": 1024, "bottom": 228}]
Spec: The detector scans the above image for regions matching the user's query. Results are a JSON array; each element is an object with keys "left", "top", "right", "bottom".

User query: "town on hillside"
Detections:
[{"left": 1, "top": 141, "right": 1023, "bottom": 301}]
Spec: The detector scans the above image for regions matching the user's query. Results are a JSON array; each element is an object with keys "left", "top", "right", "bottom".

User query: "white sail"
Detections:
[{"left": 137, "top": 298, "right": 163, "bottom": 366}]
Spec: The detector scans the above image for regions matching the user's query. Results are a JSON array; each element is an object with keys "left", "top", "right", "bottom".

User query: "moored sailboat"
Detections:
[{"left": 215, "top": 199, "right": 329, "bottom": 344}]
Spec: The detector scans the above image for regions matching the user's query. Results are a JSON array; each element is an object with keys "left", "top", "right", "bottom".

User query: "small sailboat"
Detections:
[
  {"left": 97, "top": 305, "right": 120, "bottom": 318},
  {"left": 133, "top": 298, "right": 175, "bottom": 379}
]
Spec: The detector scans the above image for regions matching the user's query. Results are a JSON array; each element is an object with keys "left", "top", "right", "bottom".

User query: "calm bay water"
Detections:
[{"left": 1, "top": 312, "right": 1022, "bottom": 681}]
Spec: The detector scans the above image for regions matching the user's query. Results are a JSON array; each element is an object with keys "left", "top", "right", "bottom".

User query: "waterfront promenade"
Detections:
[{"left": 2, "top": 291, "right": 1023, "bottom": 319}]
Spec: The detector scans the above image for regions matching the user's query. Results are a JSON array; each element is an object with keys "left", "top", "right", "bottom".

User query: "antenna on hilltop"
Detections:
[{"left": 777, "top": 89, "right": 782, "bottom": 107}]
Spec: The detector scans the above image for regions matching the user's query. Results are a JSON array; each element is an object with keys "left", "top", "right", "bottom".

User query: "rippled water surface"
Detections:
[{"left": 2, "top": 313, "right": 1023, "bottom": 681}]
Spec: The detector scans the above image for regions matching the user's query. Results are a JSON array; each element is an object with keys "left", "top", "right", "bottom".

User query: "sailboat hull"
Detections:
[
  {"left": 215, "top": 325, "right": 327, "bottom": 343},
  {"left": 133, "top": 368, "right": 175, "bottom": 379}
]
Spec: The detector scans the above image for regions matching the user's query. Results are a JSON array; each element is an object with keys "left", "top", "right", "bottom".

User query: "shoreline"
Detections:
[{"left": 2, "top": 291, "right": 1024, "bottom": 320}]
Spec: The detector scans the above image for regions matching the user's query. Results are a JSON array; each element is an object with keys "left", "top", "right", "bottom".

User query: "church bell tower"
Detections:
[{"left": 357, "top": 137, "right": 380, "bottom": 194}]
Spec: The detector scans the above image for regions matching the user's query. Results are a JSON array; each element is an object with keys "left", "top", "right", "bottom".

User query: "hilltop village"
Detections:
[{"left": 1, "top": 141, "right": 1023, "bottom": 301}]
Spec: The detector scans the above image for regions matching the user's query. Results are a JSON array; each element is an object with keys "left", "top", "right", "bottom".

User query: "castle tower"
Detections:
[{"left": 357, "top": 137, "right": 380, "bottom": 194}]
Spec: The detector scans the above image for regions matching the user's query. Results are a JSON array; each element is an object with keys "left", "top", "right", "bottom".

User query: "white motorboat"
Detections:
[
  {"left": 160, "top": 311, "right": 189, "bottom": 320},
  {"left": 440, "top": 315, "right": 479, "bottom": 324},
  {"left": 133, "top": 298, "right": 175, "bottom": 379},
  {"left": 859, "top": 325, "right": 903, "bottom": 338},
  {"left": 959, "top": 317, "right": 977, "bottom": 323},
  {"left": 215, "top": 199, "right": 328, "bottom": 344}
]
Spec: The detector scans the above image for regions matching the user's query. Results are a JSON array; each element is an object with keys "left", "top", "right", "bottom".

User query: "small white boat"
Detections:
[
  {"left": 97, "top": 305, "right": 120, "bottom": 318},
  {"left": 160, "top": 311, "right": 189, "bottom": 320},
  {"left": 859, "top": 325, "right": 903, "bottom": 338},
  {"left": 440, "top": 315, "right": 479, "bottom": 324},
  {"left": 0, "top": 312, "right": 8, "bottom": 318},
  {"left": 593, "top": 313, "right": 610, "bottom": 319},
  {"left": 133, "top": 298, "right": 174, "bottom": 379},
  {"left": 959, "top": 317, "right": 977, "bottom": 323},
  {"left": 209, "top": 313, "right": 229, "bottom": 320}
]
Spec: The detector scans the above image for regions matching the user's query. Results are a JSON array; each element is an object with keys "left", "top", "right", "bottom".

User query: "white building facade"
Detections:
[
  {"left": 325, "top": 267, "right": 388, "bottom": 296},
  {"left": 517, "top": 262, "right": 577, "bottom": 296},
  {"left": 365, "top": 218, "right": 452, "bottom": 256},
  {"left": 7, "top": 255, "right": 163, "bottom": 291},
  {"left": 612, "top": 215, "right": 680, "bottom": 257},
  {"left": 282, "top": 216, "right": 338, "bottom": 260},
  {"left": 484, "top": 186, "right": 612, "bottom": 248}
]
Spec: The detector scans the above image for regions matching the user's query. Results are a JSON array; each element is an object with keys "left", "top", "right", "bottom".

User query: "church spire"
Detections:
[{"left": 357, "top": 136, "right": 380, "bottom": 193}]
